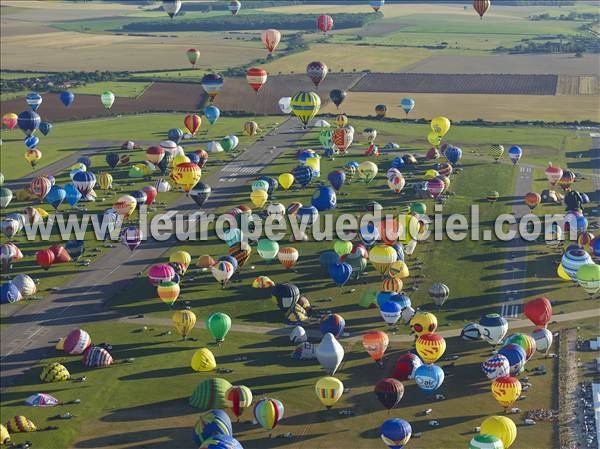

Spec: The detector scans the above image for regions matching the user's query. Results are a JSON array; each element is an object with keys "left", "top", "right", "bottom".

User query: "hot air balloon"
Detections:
[
  {"left": 261, "top": 29, "right": 281, "bottom": 54},
  {"left": 278, "top": 247, "right": 299, "bottom": 269},
  {"left": 380, "top": 300, "right": 402, "bottom": 327},
  {"left": 315, "top": 376, "right": 343, "bottom": 409},
  {"left": 254, "top": 398, "right": 284, "bottom": 435},
  {"left": 184, "top": 114, "right": 201, "bottom": 135},
  {"left": 473, "top": 0, "right": 491, "bottom": 19},
  {"left": 172, "top": 309, "right": 196, "bottom": 339},
  {"left": 225, "top": 385, "right": 253, "bottom": 420},
  {"left": 481, "top": 416, "right": 516, "bottom": 449},
  {"left": 370, "top": 244, "right": 397, "bottom": 275},
  {"left": 523, "top": 297, "right": 552, "bottom": 327},
  {"left": 316, "top": 333, "right": 344, "bottom": 374},
  {"left": 562, "top": 248, "right": 593, "bottom": 281},
  {"left": 26, "top": 92, "right": 42, "bottom": 111},
  {"left": 427, "top": 282, "right": 449, "bottom": 307},
  {"left": 557, "top": 169, "right": 576, "bottom": 191},
  {"left": 498, "top": 344, "right": 526, "bottom": 376},
  {"left": 508, "top": 145, "right": 522, "bottom": 165},
  {"left": 30, "top": 176, "right": 51, "bottom": 201},
  {"left": 362, "top": 330, "right": 389, "bottom": 365},
  {"left": 201, "top": 74, "right": 224, "bottom": 102},
  {"left": 189, "top": 378, "right": 232, "bottom": 410},
  {"left": 531, "top": 327, "right": 553, "bottom": 354},
  {"left": 358, "top": 160, "right": 378, "bottom": 184},
  {"left": 329, "top": 89, "right": 346, "bottom": 109},
  {"left": 100, "top": 91, "right": 115, "bottom": 109},
  {"left": 246, "top": 67, "right": 267, "bottom": 93},
  {"left": 489, "top": 144, "right": 504, "bottom": 162},
  {"left": 524, "top": 192, "right": 541, "bottom": 210},
  {"left": 172, "top": 162, "right": 201, "bottom": 193},
  {"left": 370, "top": 0, "right": 385, "bottom": 12},
  {"left": 575, "top": 263, "right": 600, "bottom": 296},
  {"left": 380, "top": 418, "right": 411, "bottom": 449},
  {"left": 415, "top": 333, "right": 446, "bottom": 364},
  {"left": 162, "top": 0, "right": 181, "bottom": 18},
  {"left": 0, "top": 188, "right": 13, "bottom": 209},
  {"left": 545, "top": 162, "right": 563, "bottom": 186},
  {"left": 188, "top": 182, "right": 211, "bottom": 208},
  {"left": 229, "top": 0, "right": 241, "bottom": 15},
  {"left": 470, "top": 434, "right": 504, "bottom": 449},
  {"left": 63, "top": 329, "right": 91, "bottom": 355},
  {"left": 375, "top": 104, "right": 387, "bottom": 118},
  {"left": 206, "top": 312, "right": 231, "bottom": 343},
  {"left": 191, "top": 348, "right": 216, "bottom": 372},
  {"left": 121, "top": 226, "right": 142, "bottom": 252},
  {"left": 491, "top": 376, "right": 521, "bottom": 410},
  {"left": 36, "top": 249, "right": 54, "bottom": 270},
  {"left": 211, "top": 261, "right": 235, "bottom": 286},
  {"left": 291, "top": 91, "right": 321, "bottom": 128},
  {"left": 400, "top": 97, "right": 415, "bottom": 115},
  {"left": 431, "top": 116, "right": 450, "bottom": 136},
  {"left": 192, "top": 409, "right": 232, "bottom": 447},
  {"left": 479, "top": 313, "right": 508, "bottom": 345},
  {"left": 306, "top": 61, "right": 328, "bottom": 88},
  {"left": 332, "top": 127, "right": 353, "bottom": 154},
  {"left": 482, "top": 354, "right": 510, "bottom": 380},
  {"left": 39, "top": 121, "right": 53, "bottom": 136},
  {"left": 204, "top": 105, "right": 221, "bottom": 125},
  {"left": 414, "top": 363, "right": 444, "bottom": 394},
  {"left": 410, "top": 312, "right": 438, "bottom": 337},
  {"left": 17, "top": 111, "right": 40, "bottom": 136},
  {"left": 186, "top": 48, "right": 200, "bottom": 67},
  {"left": 157, "top": 281, "right": 179, "bottom": 306},
  {"left": 317, "top": 14, "right": 334, "bottom": 33},
  {"left": 3, "top": 112, "right": 18, "bottom": 129}
]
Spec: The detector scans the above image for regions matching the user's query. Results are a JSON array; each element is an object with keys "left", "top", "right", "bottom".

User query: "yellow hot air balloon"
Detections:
[
  {"left": 97, "top": 172, "right": 113, "bottom": 190},
  {"left": 55, "top": 338, "right": 65, "bottom": 351},
  {"left": 424, "top": 169, "right": 439, "bottom": 180},
  {"left": 315, "top": 376, "right": 344, "bottom": 409},
  {"left": 191, "top": 347, "right": 217, "bottom": 372},
  {"left": 278, "top": 173, "right": 294, "bottom": 190},
  {"left": 415, "top": 333, "right": 446, "bottom": 364},
  {"left": 369, "top": 244, "right": 398, "bottom": 276},
  {"left": 491, "top": 376, "right": 522, "bottom": 410},
  {"left": 35, "top": 208, "right": 48, "bottom": 219},
  {"left": 173, "top": 153, "right": 190, "bottom": 167},
  {"left": 113, "top": 195, "right": 137, "bottom": 218},
  {"left": 557, "top": 263, "right": 570, "bottom": 281},
  {"left": 24, "top": 149, "right": 42, "bottom": 167},
  {"left": 157, "top": 281, "right": 180, "bottom": 306},
  {"left": 410, "top": 312, "right": 438, "bottom": 337},
  {"left": 431, "top": 116, "right": 451, "bottom": 137},
  {"left": 172, "top": 309, "right": 196, "bottom": 339},
  {"left": 427, "top": 132, "right": 442, "bottom": 147},
  {"left": 398, "top": 213, "right": 420, "bottom": 244},
  {"left": 170, "top": 250, "right": 191, "bottom": 273},
  {"left": 70, "top": 162, "right": 86, "bottom": 172},
  {"left": 481, "top": 416, "right": 517, "bottom": 449},
  {"left": 388, "top": 260, "right": 409, "bottom": 279},
  {"left": 0, "top": 423, "right": 10, "bottom": 445},
  {"left": 290, "top": 91, "right": 321, "bottom": 128},
  {"left": 250, "top": 189, "right": 268, "bottom": 208},
  {"left": 172, "top": 162, "right": 201, "bottom": 193},
  {"left": 335, "top": 114, "right": 348, "bottom": 128},
  {"left": 244, "top": 120, "right": 259, "bottom": 136},
  {"left": 358, "top": 161, "right": 378, "bottom": 184}
]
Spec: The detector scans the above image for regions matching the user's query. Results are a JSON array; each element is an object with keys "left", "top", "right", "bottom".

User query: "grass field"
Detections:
[
  {"left": 321, "top": 92, "right": 600, "bottom": 122},
  {"left": 69, "top": 81, "right": 152, "bottom": 98}
]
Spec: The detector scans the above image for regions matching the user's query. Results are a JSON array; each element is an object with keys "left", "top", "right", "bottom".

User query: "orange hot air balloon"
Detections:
[
  {"left": 379, "top": 217, "right": 399, "bottom": 245},
  {"left": 184, "top": 114, "right": 201, "bottom": 135},
  {"left": 3, "top": 113, "right": 18, "bottom": 129},
  {"left": 491, "top": 376, "right": 522, "bottom": 409},
  {"left": 473, "top": 0, "right": 491, "bottom": 19},
  {"left": 278, "top": 247, "right": 299, "bottom": 269},
  {"left": 381, "top": 276, "right": 403, "bottom": 293},
  {"left": 261, "top": 29, "right": 281, "bottom": 54},
  {"left": 246, "top": 67, "right": 268, "bottom": 94},
  {"left": 415, "top": 333, "right": 446, "bottom": 364},
  {"left": 362, "top": 330, "right": 389, "bottom": 364},
  {"left": 524, "top": 192, "right": 541, "bottom": 210}
]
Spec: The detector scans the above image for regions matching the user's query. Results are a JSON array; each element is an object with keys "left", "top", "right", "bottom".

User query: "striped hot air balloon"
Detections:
[
  {"left": 290, "top": 91, "right": 321, "bottom": 128},
  {"left": 489, "top": 144, "right": 504, "bottom": 162},
  {"left": 317, "top": 14, "right": 334, "bottom": 33},
  {"left": 30, "top": 176, "right": 51, "bottom": 201},
  {"left": 278, "top": 247, "right": 299, "bottom": 269},
  {"left": 246, "top": 67, "right": 268, "bottom": 93},
  {"left": 473, "top": 0, "right": 491, "bottom": 19},
  {"left": 261, "top": 29, "right": 281, "bottom": 54},
  {"left": 306, "top": 61, "right": 328, "bottom": 88}
]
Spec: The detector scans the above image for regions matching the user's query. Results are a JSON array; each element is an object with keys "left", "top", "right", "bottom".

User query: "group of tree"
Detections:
[{"left": 1, "top": 71, "right": 129, "bottom": 95}]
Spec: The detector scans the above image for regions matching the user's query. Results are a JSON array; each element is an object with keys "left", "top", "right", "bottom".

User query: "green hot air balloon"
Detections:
[
  {"left": 333, "top": 240, "right": 352, "bottom": 257},
  {"left": 257, "top": 239, "right": 279, "bottom": 262},
  {"left": 0, "top": 187, "right": 13, "bottom": 209},
  {"left": 101, "top": 91, "right": 115, "bottom": 109},
  {"left": 576, "top": 263, "right": 600, "bottom": 297},
  {"left": 189, "top": 378, "right": 232, "bottom": 410},
  {"left": 469, "top": 434, "right": 504, "bottom": 449},
  {"left": 220, "top": 136, "right": 235, "bottom": 153},
  {"left": 410, "top": 202, "right": 427, "bottom": 216},
  {"left": 206, "top": 312, "right": 231, "bottom": 343},
  {"left": 489, "top": 144, "right": 505, "bottom": 162},
  {"left": 319, "top": 129, "right": 333, "bottom": 149}
]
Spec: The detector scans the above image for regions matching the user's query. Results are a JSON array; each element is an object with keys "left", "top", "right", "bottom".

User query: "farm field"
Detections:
[
  {"left": 321, "top": 92, "right": 600, "bottom": 122},
  {"left": 69, "top": 82, "right": 153, "bottom": 99}
]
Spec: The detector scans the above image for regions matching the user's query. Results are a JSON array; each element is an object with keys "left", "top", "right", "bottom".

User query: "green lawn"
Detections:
[{"left": 69, "top": 81, "right": 152, "bottom": 98}]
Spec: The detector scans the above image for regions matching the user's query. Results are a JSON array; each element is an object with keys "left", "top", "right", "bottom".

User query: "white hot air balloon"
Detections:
[
  {"left": 12, "top": 274, "right": 37, "bottom": 298},
  {"left": 278, "top": 97, "right": 292, "bottom": 114},
  {"left": 290, "top": 326, "right": 307, "bottom": 344},
  {"left": 316, "top": 333, "right": 344, "bottom": 375}
]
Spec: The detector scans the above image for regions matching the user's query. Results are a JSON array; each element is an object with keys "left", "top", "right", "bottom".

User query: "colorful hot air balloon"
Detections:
[
  {"left": 576, "top": 263, "right": 600, "bottom": 296},
  {"left": 489, "top": 144, "right": 504, "bottom": 162},
  {"left": 497, "top": 341, "right": 526, "bottom": 376},
  {"left": 228, "top": 0, "right": 241, "bottom": 15},
  {"left": 100, "top": 91, "right": 115, "bottom": 109},
  {"left": 157, "top": 281, "right": 179, "bottom": 306},
  {"left": 410, "top": 312, "right": 438, "bottom": 337},
  {"left": 479, "top": 313, "right": 508, "bottom": 345},
  {"left": 428, "top": 283, "right": 449, "bottom": 307},
  {"left": 172, "top": 162, "right": 201, "bottom": 193},
  {"left": 400, "top": 97, "right": 415, "bottom": 115},
  {"left": 190, "top": 348, "right": 216, "bottom": 372},
  {"left": 370, "top": 0, "right": 385, "bottom": 12},
  {"left": 317, "top": 14, "right": 334, "bottom": 33},
  {"left": 17, "top": 111, "right": 40, "bottom": 136},
  {"left": 414, "top": 363, "right": 444, "bottom": 394},
  {"left": 246, "top": 67, "right": 267, "bottom": 93},
  {"left": 211, "top": 261, "right": 235, "bottom": 286},
  {"left": 470, "top": 434, "right": 504, "bottom": 449},
  {"left": 557, "top": 169, "right": 576, "bottom": 191},
  {"left": 225, "top": 385, "right": 253, "bottom": 420},
  {"left": 59, "top": 91, "right": 75, "bottom": 107},
  {"left": 261, "top": 29, "right": 281, "bottom": 54},
  {"left": 30, "top": 176, "right": 51, "bottom": 201},
  {"left": 431, "top": 116, "right": 450, "bottom": 136},
  {"left": 26, "top": 92, "right": 42, "bottom": 111},
  {"left": 473, "top": 0, "right": 491, "bottom": 19},
  {"left": 358, "top": 160, "right": 378, "bottom": 184},
  {"left": 508, "top": 145, "right": 522, "bottom": 165},
  {"left": 415, "top": 333, "right": 446, "bottom": 364},
  {"left": 254, "top": 398, "right": 284, "bottom": 435},
  {"left": 375, "top": 104, "right": 387, "bottom": 118},
  {"left": 480, "top": 416, "right": 517, "bottom": 449},
  {"left": 204, "top": 105, "right": 221, "bottom": 125},
  {"left": 184, "top": 114, "right": 201, "bottom": 135},
  {"left": 290, "top": 91, "right": 321, "bottom": 128},
  {"left": 36, "top": 249, "right": 55, "bottom": 270},
  {"left": 362, "top": 330, "right": 389, "bottom": 364},
  {"left": 315, "top": 376, "right": 343, "bottom": 409},
  {"left": 201, "top": 74, "right": 224, "bottom": 102},
  {"left": 482, "top": 354, "right": 511, "bottom": 380},
  {"left": 380, "top": 418, "right": 411, "bottom": 449},
  {"left": 524, "top": 192, "right": 541, "bottom": 210},
  {"left": 2, "top": 112, "right": 18, "bottom": 129},
  {"left": 545, "top": 162, "right": 563, "bottom": 186},
  {"left": 189, "top": 378, "right": 232, "bottom": 410},
  {"left": 186, "top": 48, "right": 200, "bottom": 67},
  {"left": 39, "top": 121, "right": 52, "bottom": 136},
  {"left": 332, "top": 127, "right": 353, "bottom": 154},
  {"left": 306, "top": 61, "right": 328, "bottom": 88},
  {"left": 172, "top": 309, "right": 196, "bottom": 339},
  {"left": 278, "top": 247, "right": 299, "bottom": 269}
]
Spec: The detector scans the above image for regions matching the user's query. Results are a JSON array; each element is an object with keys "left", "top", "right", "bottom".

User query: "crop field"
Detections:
[
  {"left": 69, "top": 81, "right": 152, "bottom": 99},
  {"left": 321, "top": 92, "right": 600, "bottom": 122},
  {"left": 352, "top": 73, "right": 558, "bottom": 95},
  {"left": 556, "top": 75, "right": 600, "bottom": 96}
]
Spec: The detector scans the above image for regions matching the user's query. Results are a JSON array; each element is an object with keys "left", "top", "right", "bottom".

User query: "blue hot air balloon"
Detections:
[
  {"left": 201, "top": 74, "right": 224, "bottom": 102},
  {"left": 17, "top": 111, "right": 41, "bottom": 136},
  {"left": 258, "top": 176, "right": 278, "bottom": 196},
  {"left": 204, "top": 105, "right": 221, "bottom": 125},
  {"left": 168, "top": 128, "right": 184, "bottom": 144},
  {"left": 380, "top": 418, "right": 412, "bottom": 449},
  {"left": 192, "top": 409, "right": 233, "bottom": 446},
  {"left": 77, "top": 156, "right": 92, "bottom": 169},
  {"left": 508, "top": 145, "right": 522, "bottom": 165},
  {"left": 445, "top": 145, "right": 462, "bottom": 165},
  {"left": 59, "top": 91, "right": 75, "bottom": 108},
  {"left": 400, "top": 97, "right": 415, "bottom": 115},
  {"left": 392, "top": 242, "right": 404, "bottom": 262},
  {"left": 24, "top": 135, "right": 39, "bottom": 149},
  {"left": 380, "top": 300, "right": 403, "bottom": 326},
  {"left": 64, "top": 183, "right": 82, "bottom": 207},
  {"left": 39, "top": 121, "right": 53, "bottom": 136},
  {"left": 376, "top": 291, "right": 411, "bottom": 309},
  {"left": 414, "top": 363, "right": 444, "bottom": 394},
  {"left": 498, "top": 343, "right": 527, "bottom": 376},
  {"left": 106, "top": 153, "right": 120, "bottom": 169},
  {"left": 391, "top": 156, "right": 406, "bottom": 170},
  {"left": 26, "top": 93, "right": 43, "bottom": 112},
  {"left": 320, "top": 313, "right": 346, "bottom": 337},
  {"left": 65, "top": 239, "right": 85, "bottom": 260},
  {"left": 218, "top": 255, "right": 238, "bottom": 272},
  {"left": 72, "top": 171, "right": 96, "bottom": 197},
  {"left": 297, "top": 205, "right": 319, "bottom": 226},
  {"left": 0, "top": 282, "right": 21, "bottom": 304},
  {"left": 327, "top": 170, "right": 346, "bottom": 192},
  {"left": 312, "top": 186, "right": 336, "bottom": 211},
  {"left": 292, "top": 165, "right": 315, "bottom": 188},
  {"left": 46, "top": 186, "right": 67, "bottom": 210},
  {"left": 328, "top": 262, "right": 352, "bottom": 287},
  {"left": 319, "top": 250, "right": 340, "bottom": 269},
  {"left": 186, "top": 152, "right": 200, "bottom": 164}
]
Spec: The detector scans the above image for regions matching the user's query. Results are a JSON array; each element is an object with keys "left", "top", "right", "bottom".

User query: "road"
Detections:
[
  {"left": 0, "top": 117, "right": 305, "bottom": 388},
  {"left": 500, "top": 164, "right": 534, "bottom": 319}
]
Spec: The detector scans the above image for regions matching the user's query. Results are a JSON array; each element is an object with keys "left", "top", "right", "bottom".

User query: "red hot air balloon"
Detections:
[
  {"left": 524, "top": 297, "right": 552, "bottom": 328},
  {"left": 143, "top": 186, "right": 158, "bottom": 206},
  {"left": 473, "top": 0, "right": 491, "bottom": 19},
  {"left": 544, "top": 163, "right": 563, "bottom": 186},
  {"left": 184, "top": 114, "right": 201, "bottom": 135},
  {"left": 246, "top": 67, "right": 268, "bottom": 94},
  {"left": 36, "top": 249, "right": 55, "bottom": 270},
  {"left": 317, "top": 14, "right": 334, "bottom": 33},
  {"left": 426, "top": 178, "right": 445, "bottom": 199},
  {"left": 374, "top": 378, "right": 404, "bottom": 410}
]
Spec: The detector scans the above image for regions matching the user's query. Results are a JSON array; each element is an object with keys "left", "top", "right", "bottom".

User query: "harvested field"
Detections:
[
  {"left": 556, "top": 75, "right": 600, "bottom": 96},
  {"left": 213, "top": 73, "right": 364, "bottom": 115},
  {"left": 352, "top": 73, "right": 558, "bottom": 95},
  {"left": 320, "top": 92, "right": 600, "bottom": 122},
  {"left": 0, "top": 82, "right": 205, "bottom": 122},
  {"left": 403, "top": 54, "right": 600, "bottom": 76}
]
